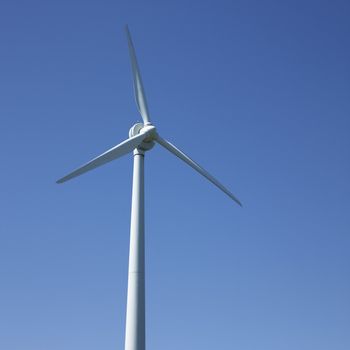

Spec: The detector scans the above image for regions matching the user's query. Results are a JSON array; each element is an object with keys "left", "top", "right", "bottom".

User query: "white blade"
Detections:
[
  {"left": 57, "top": 132, "right": 148, "bottom": 184},
  {"left": 156, "top": 136, "right": 242, "bottom": 206},
  {"left": 125, "top": 25, "right": 151, "bottom": 124}
]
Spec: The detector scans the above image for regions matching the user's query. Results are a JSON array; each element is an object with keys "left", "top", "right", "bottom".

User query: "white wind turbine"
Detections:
[{"left": 57, "top": 26, "right": 242, "bottom": 350}]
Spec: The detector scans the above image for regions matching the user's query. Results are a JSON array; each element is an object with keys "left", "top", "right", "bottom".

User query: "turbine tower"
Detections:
[{"left": 57, "top": 26, "right": 241, "bottom": 350}]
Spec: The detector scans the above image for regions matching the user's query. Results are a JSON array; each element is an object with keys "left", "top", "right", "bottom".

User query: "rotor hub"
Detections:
[
  {"left": 129, "top": 123, "right": 156, "bottom": 151},
  {"left": 129, "top": 123, "right": 144, "bottom": 138}
]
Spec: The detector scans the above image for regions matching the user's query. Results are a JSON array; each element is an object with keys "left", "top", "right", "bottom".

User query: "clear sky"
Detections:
[{"left": 1, "top": 0, "right": 349, "bottom": 349}]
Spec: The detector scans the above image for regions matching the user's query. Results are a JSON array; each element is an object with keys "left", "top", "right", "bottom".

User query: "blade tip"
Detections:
[
  {"left": 232, "top": 196, "right": 242, "bottom": 207},
  {"left": 56, "top": 176, "right": 68, "bottom": 184},
  {"left": 125, "top": 24, "right": 131, "bottom": 37}
]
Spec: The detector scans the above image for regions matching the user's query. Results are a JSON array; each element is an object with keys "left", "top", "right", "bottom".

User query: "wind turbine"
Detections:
[{"left": 57, "top": 26, "right": 242, "bottom": 350}]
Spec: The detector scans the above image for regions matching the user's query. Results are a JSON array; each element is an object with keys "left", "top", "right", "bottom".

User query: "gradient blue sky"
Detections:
[{"left": 1, "top": 0, "right": 349, "bottom": 349}]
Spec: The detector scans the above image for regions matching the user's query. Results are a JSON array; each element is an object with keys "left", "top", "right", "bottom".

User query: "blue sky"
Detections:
[{"left": 1, "top": 0, "right": 349, "bottom": 349}]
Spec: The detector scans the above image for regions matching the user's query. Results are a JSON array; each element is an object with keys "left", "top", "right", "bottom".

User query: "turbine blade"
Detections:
[
  {"left": 125, "top": 25, "right": 151, "bottom": 124},
  {"left": 156, "top": 136, "right": 242, "bottom": 206},
  {"left": 57, "top": 132, "right": 147, "bottom": 184}
]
